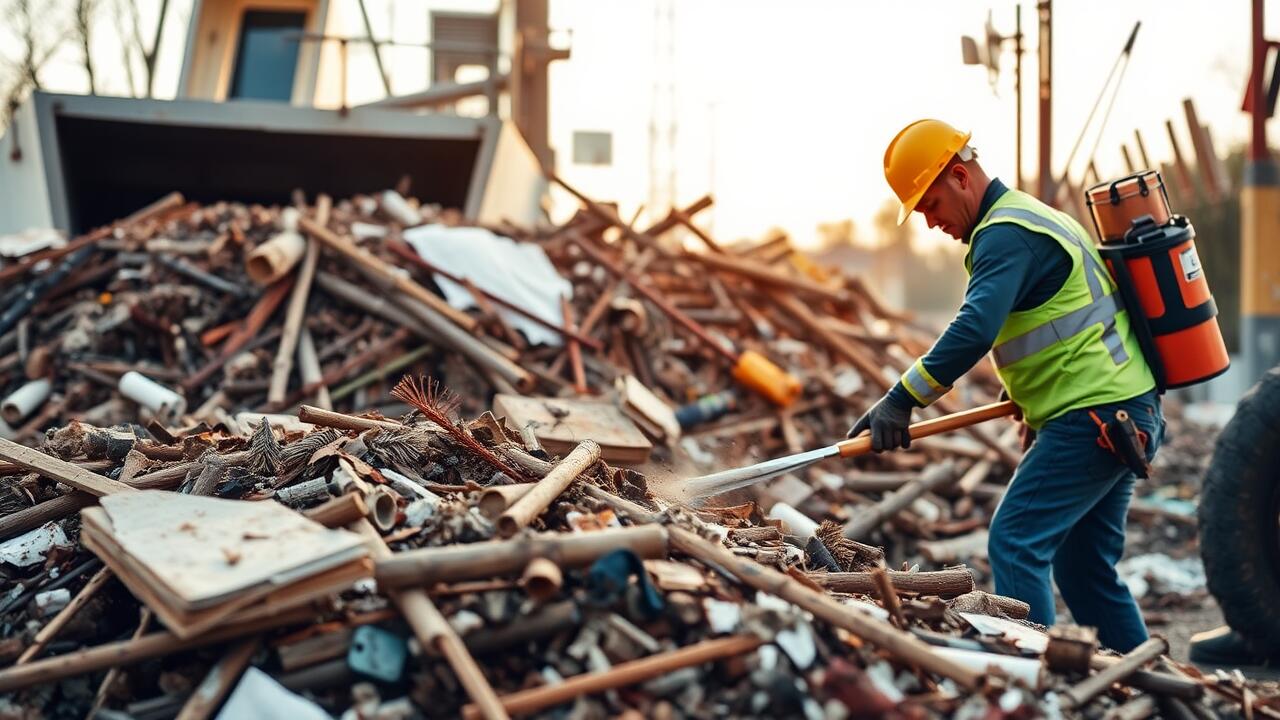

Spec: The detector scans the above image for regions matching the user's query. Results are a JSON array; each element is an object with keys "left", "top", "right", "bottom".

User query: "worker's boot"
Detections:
[{"left": 1189, "top": 625, "right": 1280, "bottom": 667}]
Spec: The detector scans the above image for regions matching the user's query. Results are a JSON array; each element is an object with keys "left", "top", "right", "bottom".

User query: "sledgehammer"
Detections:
[{"left": 682, "top": 400, "right": 1017, "bottom": 501}]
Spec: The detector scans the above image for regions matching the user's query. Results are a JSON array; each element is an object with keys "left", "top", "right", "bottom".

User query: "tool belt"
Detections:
[{"left": 1088, "top": 409, "right": 1151, "bottom": 479}]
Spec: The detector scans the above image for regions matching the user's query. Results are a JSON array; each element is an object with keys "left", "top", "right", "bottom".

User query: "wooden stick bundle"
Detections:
[{"left": 497, "top": 440, "right": 600, "bottom": 537}]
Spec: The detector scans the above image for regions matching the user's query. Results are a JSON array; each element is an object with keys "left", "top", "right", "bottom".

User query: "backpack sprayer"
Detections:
[
  {"left": 1076, "top": 170, "right": 1230, "bottom": 478},
  {"left": 1084, "top": 170, "right": 1230, "bottom": 389}
]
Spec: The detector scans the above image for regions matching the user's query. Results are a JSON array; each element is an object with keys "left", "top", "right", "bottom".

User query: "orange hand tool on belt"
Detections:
[{"left": 1089, "top": 409, "right": 1151, "bottom": 479}]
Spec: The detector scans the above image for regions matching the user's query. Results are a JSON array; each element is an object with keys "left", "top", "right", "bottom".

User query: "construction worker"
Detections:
[{"left": 848, "top": 119, "right": 1165, "bottom": 652}]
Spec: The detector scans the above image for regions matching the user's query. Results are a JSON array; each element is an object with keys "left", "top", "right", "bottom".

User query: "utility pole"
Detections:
[
  {"left": 1037, "top": 1, "right": 1053, "bottom": 203},
  {"left": 1015, "top": 4, "right": 1023, "bottom": 192},
  {"left": 1242, "top": 0, "right": 1280, "bottom": 382},
  {"left": 512, "top": 0, "right": 570, "bottom": 169},
  {"left": 959, "top": 7, "right": 1023, "bottom": 191}
]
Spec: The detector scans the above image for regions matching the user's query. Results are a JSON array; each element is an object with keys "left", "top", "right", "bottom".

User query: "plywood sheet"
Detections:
[
  {"left": 493, "top": 394, "right": 652, "bottom": 464},
  {"left": 97, "top": 491, "right": 367, "bottom": 609}
]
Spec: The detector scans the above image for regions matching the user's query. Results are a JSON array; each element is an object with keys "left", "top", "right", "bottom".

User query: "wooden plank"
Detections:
[
  {"left": 492, "top": 394, "right": 652, "bottom": 464},
  {"left": 0, "top": 439, "right": 133, "bottom": 496}
]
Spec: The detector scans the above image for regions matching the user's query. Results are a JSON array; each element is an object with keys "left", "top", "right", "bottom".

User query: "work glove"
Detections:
[
  {"left": 999, "top": 388, "right": 1036, "bottom": 451},
  {"left": 846, "top": 395, "right": 913, "bottom": 452}
]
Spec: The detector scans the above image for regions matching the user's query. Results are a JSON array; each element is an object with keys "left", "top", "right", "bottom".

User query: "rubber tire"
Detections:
[{"left": 1200, "top": 366, "right": 1280, "bottom": 649}]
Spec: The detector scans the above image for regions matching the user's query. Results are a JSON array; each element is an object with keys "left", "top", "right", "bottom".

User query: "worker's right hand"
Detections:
[{"left": 847, "top": 395, "right": 913, "bottom": 452}]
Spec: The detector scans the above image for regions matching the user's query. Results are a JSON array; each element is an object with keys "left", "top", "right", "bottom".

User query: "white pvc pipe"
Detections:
[
  {"left": 380, "top": 190, "right": 422, "bottom": 227},
  {"left": 766, "top": 501, "right": 819, "bottom": 538},
  {"left": 118, "top": 372, "right": 187, "bottom": 423},
  {"left": 1, "top": 378, "right": 51, "bottom": 425},
  {"left": 245, "top": 207, "right": 305, "bottom": 285},
  {"left": 245, "top": 232, "right": 305, "bottom": 285},
  {"left": 933, "top": 647, "right": 1043, "bottom": 689}
]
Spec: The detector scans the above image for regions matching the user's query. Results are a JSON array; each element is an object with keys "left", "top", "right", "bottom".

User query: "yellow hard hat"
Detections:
[{"left": 883, "top": 119, "right": 972, "bottom": 225}]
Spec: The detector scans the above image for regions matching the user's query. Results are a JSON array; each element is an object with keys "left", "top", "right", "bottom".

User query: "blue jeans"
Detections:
[{"left": 988, "top": 390, "right": 1165, "bottom": 652}]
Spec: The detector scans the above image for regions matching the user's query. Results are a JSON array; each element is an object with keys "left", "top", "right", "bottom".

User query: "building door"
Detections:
[{"left": 229, "top": 10, "right": 306, "bottom": 101}]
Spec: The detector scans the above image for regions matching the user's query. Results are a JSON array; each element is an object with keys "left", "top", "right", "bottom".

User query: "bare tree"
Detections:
[
  {"left": 5, "top": 0, "right": 63, "bottom": 92},
  {"left": 73, "top": 0, "right": 97, "bottom": 94},
  {"left": 2, "top": 0, "right": 67, "bottom": 131},
  {"left": 111, "top": 0, "right": 138, "bottom": 96},
  {"left": 123, "top": 0, "right": 171, "bottom": 98}
]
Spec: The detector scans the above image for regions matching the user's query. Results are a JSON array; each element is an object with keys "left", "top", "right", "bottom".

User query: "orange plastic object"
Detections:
[{"left": 731, "top": 350, "right": 802, "bottom": 407}]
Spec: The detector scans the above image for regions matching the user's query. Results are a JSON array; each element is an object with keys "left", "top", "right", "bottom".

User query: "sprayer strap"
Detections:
[{"left": 987, "top": 207, "right": 1129, "bottom": 368}]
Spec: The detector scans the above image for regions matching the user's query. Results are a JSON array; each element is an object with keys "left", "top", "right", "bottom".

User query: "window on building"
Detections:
[
  {"left": 229, "top": 10, "right": 307, "bottom": 101},
  {"left": 430, "top": 12, "right": 498, "bottom": 83},
  {"left": 573, "top": 131, "right": 613, "bottom": 166}
]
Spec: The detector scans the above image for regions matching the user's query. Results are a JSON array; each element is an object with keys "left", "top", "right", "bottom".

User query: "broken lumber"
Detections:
[
  {"left": 376, "top": 526, "right": 668, "bottom": 589},
  {"left": 267, "top": 196, "right": 329, "bottom": 404},
  {"left": 0, "top": 606, "right": 316, "bottom": 692},
  {"left": 0, "top": 439, "right": 133, "bottom": 496},
  {"left": 462, "top": 634, "right": 763, "bottom": 719},
  {"left": 808, "top": 568, "right": 975, "bottom": 598},
  {"left": 351, "top": 518, "right": 508, "bottom": 720},
  {"left": 298, "top": 216, "right": 476, "bottom": 332},
  {"left": 668, "top": 527, "right": 984, "bottom": 690},
  {"left": 174, "top": 637, "right": 260, "bottom": 720},
  {"left": 497, "top": 440, "right": 601, "bottom": 537},
  {"left": 16, "top": 566, "right": 113, "bottom": 664},
  {"left": 843, "top": 460, "right": 956, "bottom": 539},
  {"left": 1061, "top": 637, "right": 1169, "bottom": 710}
]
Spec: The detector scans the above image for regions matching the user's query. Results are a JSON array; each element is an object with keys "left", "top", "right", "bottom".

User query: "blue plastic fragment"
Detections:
[
  {"left": 347, "top": 625, "right": 408, "bottom": 683},
  {"left": 585, "top": 548, "right": 664, "bottom": 618}
]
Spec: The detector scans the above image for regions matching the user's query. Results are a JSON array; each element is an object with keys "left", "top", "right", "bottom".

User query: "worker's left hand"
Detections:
[{"left": 847, "top": 395, "right": 913, "bottom": 452}]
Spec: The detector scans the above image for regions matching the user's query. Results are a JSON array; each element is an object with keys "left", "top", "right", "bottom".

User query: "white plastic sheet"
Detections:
[
  {"left": 0, "top": 523, "right": 69, "bottom": 567},
  {"left": 958, "top": 612, "right": 1050, "bottom": 653},
  {"left": 403, "top": 224, "right": 572, "bottom": 347},
  {"left": 216, "top": 666, "right": 332, "bottom": 720}
]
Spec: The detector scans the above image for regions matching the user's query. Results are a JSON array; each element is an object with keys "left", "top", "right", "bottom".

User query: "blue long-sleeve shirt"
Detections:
[{"left": 887, "top": 179, "right": 1072, "bottom": 408}]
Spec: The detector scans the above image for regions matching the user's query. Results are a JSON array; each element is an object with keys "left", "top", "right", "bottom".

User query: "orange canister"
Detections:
[{"left": 1097, "top": 215, "right": 1229, "bottom": 389}]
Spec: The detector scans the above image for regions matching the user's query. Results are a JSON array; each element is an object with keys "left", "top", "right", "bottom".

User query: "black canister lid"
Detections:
[{"left": 1111, "top": 214, "right": 1194, "bottom": 256}]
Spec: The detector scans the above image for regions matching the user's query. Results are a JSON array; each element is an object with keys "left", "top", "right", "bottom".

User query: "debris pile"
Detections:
[
  {"left": 0, "top": 390, "right": 1260, "bottom": 718},
  {"left": 0, "top": 189, "right": 1254, "bottom": 717}
]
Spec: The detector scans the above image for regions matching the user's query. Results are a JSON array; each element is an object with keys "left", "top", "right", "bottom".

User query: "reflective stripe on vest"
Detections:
[
  {"left": 991, "top": 293, "right": 1122, "bottom": 367},
  {"left": 901, "top": 358, "right": 950, "bottom": 405},
  {"left": 984, "top": 207, "right": 1129, "bottom": 369}
]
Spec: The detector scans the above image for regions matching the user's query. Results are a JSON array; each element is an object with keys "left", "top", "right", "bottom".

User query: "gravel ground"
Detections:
[{"left": 1146, "top": 599, "right": 1223, "bottom": 662}]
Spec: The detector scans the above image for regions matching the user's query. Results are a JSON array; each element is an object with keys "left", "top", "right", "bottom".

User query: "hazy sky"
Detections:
[
  {"left": 8, "top": 1, "right": 1277, "bottom": 249},
  {"left": 548, "top": 1, "right": 1276, "bottom": 249}
]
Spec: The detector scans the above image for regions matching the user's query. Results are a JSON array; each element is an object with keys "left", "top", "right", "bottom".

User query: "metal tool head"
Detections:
[{"left": 682, "top": 445, "right": 838, "bottom": 504}]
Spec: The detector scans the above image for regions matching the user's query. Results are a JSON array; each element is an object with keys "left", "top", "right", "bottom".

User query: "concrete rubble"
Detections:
[{"left": 0, "top": 188, "right": 1270, "bottom": 718}]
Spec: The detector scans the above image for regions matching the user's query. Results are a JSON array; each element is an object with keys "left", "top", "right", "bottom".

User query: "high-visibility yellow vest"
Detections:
[{"left": 899, "top": 189, "right": 1155, "bottom": 429}]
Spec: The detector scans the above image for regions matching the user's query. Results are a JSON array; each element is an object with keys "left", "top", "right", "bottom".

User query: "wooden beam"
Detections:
[{"left": 0, "top": 439, "right": 133, "bottom": 496}]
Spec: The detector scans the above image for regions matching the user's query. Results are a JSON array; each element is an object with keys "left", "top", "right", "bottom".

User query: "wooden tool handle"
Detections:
[{"left": 837, "top": 401, "right": 1018, "bottom": 458}]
